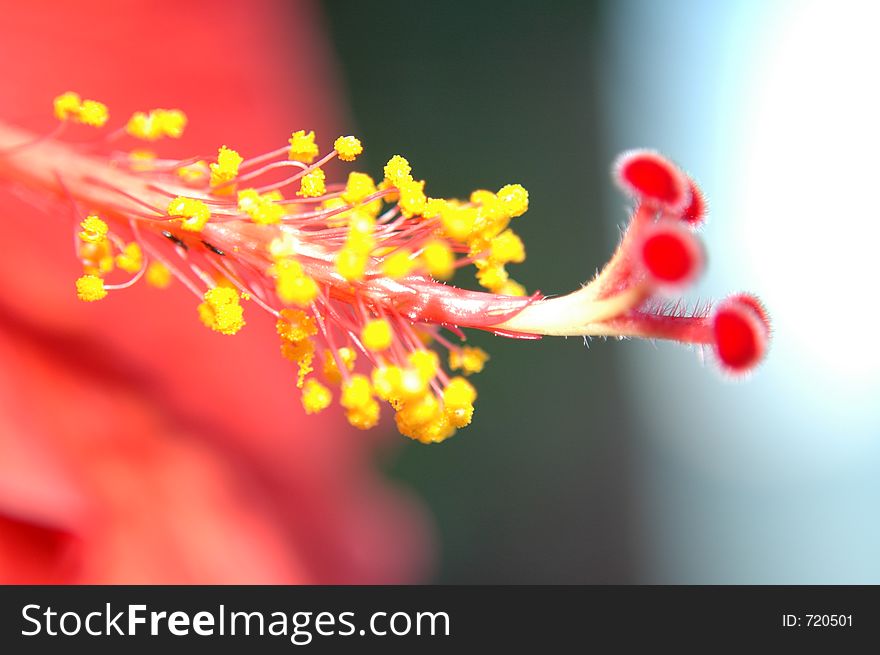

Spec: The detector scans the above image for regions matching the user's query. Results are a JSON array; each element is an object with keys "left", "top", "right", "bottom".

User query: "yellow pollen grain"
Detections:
[
  {"left": 383, "top": 155, "right": 412, "bottom": 186},
  {"left": 449, "top": 346, "right": 489, "bottom": 375},
  {"left": 340, "top": 374, "right": 374, "bottom": 411},
  {"left": 361, "top": 318, "right": 393, "bottom": 352},
  {"left": 297, "top": 168, "right": 326, "bottom": 198},
  {"left": 126, "top": 108, "right": 187, "bottom": 140},
  {"left": 342, "top": 171, "right": 377, "bottom": 205},
  {"left": 476, "top": 262, "right": 509, "bottom": 292},
  {"left": 115, "top": 242, "right": 143, "bottom": 273},
  {"left": 167, "top": 196, "right": 210, "bottom": 232},
  {"left": 489, "top": 229, "right": 526, "bottom": 264},
  {"left": 323, "top": 347, "right": 357, "bottom": 385},
  {"left": 288, "top": 130, "right": 319, "bottom": 164},
  {"left": 335, "top": 246, "right": 368, "bottom": 282},
  {"left": 75, "top": 274, "right": 107, "bottom": 302},
  {"left": 78, "top": 100, "right": 109, "bottom": 127},
  {"left": 334, "top": 135, "right": 363, "bottom": 162},
  {"left": 145, "top": 261, "right": 172, "bottom": 288},
  {"left": 397, "top": 179, "right": 427, "bottom": 218},
  {"left": 277, "top": 308, "right": 318, "bottom": 343},
  {"left": 301, "top": 379, "right": 332, "bottom": 414},
  {"left": 197, "top": 286, "right": 245, "bottom": 335},
  {"left": 209, "top": 145, "right": 243, "bottom": 187},
  {"left": 381, "top": 249, "right": 416, "bottom": 279},
  {"left": 421, "top": 240, "right": 455, "bottom": 280},
  {"left": 497, "top": 183, "right": 529, "bottom": 217},
  {"left": 79, "top": 215, "right": 108, "bottom": 244},
  {"left": 53, "top": 92, "right": 81, "bottom": 121}
]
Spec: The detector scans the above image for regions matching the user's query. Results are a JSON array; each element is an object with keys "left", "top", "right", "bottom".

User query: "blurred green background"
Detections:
[{"left": 323, "top": 0, "right": 636, "bottom": 583}]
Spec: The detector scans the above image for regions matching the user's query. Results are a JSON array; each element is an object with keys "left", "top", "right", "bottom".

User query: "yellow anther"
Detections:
[
  {"left": 335, "top": 246, "right": 368, "bottom": 282},
  {"left": 115, "top": 242, "right": 143, "bottom": 273},
  {"left": 489, "top": 229, "right": 526, "bottom": 264},
  {"left": 177, "top": 160, "right": 208, "bottom": 184},
  {"left": 78, "top": 100, "right": 109, "bottom": 127},
  {"left": 94, "top": 255, "right": 114, "bottom": 275},
  {"left": 125, "top": 112, "right": 152, "bottom": 138},
  {"left": 277, "top": 308, "right": 318, "bottom": 343},
  {"left": 396, "top": 367, "right": 429, "bottom": 401},
  {"left": 334, "top": 135, "right": 363, "bottom": 161},
  {"left": 79, "top": 215, "right": 108, "bottom": 244},
  {"left": 470, "top": 189, "right": 499, "bottom": 209},
  {"left": 53, "top": 92, "right": 81, "bottom": 121},
  {"left": 126, "top": 149, "right": 157, "bottom": 172},
  {"left": 384, "top": 155, "right": 412, "bottom": 185},
  {"left": 209, "top": 145, "right": 243, "bottom": 187},
  {"left": 361, "top": 318, "right": 393, "bottom": 352},
  {"left": 476, "top": 262, "right": 509, "bottom": 292},
  {"left": 167, "top": 196, "right": 210, "bottom": 232},
  {"left": 371, "top": 365, "right": 403, "bottom": 401},
  {"left": 341, "top": 374, "right": 374, "bottom": 411},
  {"left": 497, "top": 279, "right": 527, "bottom": 296},
  {"left": 288, "top": 130, "right": 319, "bottom": 164},
  {"left": 237, "top": 188, "right": 260, "bottom": 213},
  {"left": 408, "top": 349, "right": 439, "bottom": 382},
  {"left": 297, "top": 168, "right": 326, "bottom": 198},
  {"left": 381, "top": 249, "right": 416, "bottom": 279},
  {"left": 421, "top": 240, "right": 455, "bottom": 280},
  {"left": 323, "top": 197, "right": 348, "bottom": 212},
  {"left": 377, "top": 178, "right": 399, "bottom": 202},
  {"left": 443, "top": 377, "right": 477, "bottom": 428},
  {"left": 156, "top": 108, "right": 187, "bottom": 138},
  {"left": 323, "top": 347, "right": 357, "bottom": 385},
  {"left": 342, "top": 171, "right": 378, "bottom": 206},
  {"left": 449, "top": 346, "right": 489, "bottom": 375},
  {"left": 238, "top": 188, "right": 285, "bottom": 225},
  {"left": 439, "top": 203, "right": 477, "bottom": 242},
  {"left": 271, "top": 257, "right": 304, "bottom": 277},
  {"left": 53, "top": 92, "right": 108, "bottom": 127},
  {"left": 125, "top": 108, "right": 187, "bottom": 140},
  {"left": 396, "top": 392, "right": 442, "bottom": 430},
  {"left": 279, "top": 338, "right": 315, "bottom": 388},
  {"left": 302, "top": 379, "right": 332, "bottom": 415},
  {"left": 281, "top": 336, "right": 314, "bottom": 364},
  {"left": 197, "top": 286, "right": 245, "bottom": 335},
  {"left": 422, "top": 197, "right": 447, "bottom": 219},
  {"left": 145, "top": 261, "right": 172, "bottom": 288},
  {"left": 272, "top": 258, "right": 319, "bottom": 307},
  {"left": 79, "top": 238, "right": 114, "bottom": 276},
  {"left": 497, "top": 183, "right": 529, "bottom": 217},
  {"left": 347, "top": 210, "right": 376, "bottom": 239},
  {"left": 398, "top": 179, "right": 427, "bottom": 218},
  {"left": 75, "top": 274, "right": 107, "bottom": 302},
  {"left": 346, "top": 399, "right": 381, "bottom": 430},
  {"left": 277, "top": 276, "right": 318, "bottom": 307},
  {"left": 443, "top": 376, "right": 477, "bottom": 407},
  {"left": 411, "top": 414, "right": 457, "bottom": 444},
  {"left": 251, "top": 200, "right": 284, "bottom": 225}
]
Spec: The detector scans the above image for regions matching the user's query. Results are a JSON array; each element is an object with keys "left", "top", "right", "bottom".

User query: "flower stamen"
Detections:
[{"left": 0, "top": 100, "right": 770, "bottom": 443}]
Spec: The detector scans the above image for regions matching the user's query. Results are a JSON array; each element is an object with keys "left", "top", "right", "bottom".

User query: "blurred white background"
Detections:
[{"left": 605, "top": 0, "right": 880, "bottom": 582}]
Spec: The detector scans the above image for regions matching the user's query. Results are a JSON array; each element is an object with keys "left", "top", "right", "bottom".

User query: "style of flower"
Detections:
[{"left": 0, "top": 103, "right": 770, "bottom": 444}]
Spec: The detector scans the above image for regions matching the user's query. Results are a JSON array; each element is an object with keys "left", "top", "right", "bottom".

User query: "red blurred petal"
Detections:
[{"left": 0, "top": 0, "right": 430, "bottom": 583}]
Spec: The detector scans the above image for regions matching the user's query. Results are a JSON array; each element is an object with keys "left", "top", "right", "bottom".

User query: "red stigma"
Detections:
[
  {"left": 640, "top": 223, "right": 703, "bottom": 286},
  {"left": 614, "top": 149, "right": 689, "bottom": 211},
  {"left": 727, "top": 293, "right": 771, "bottom": 329},
  {"left": 712, "top": 295, "right": 770, "bottom": 374},
  {"left": 681, "top": 177, "right": 706, "bottom": 226}
]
